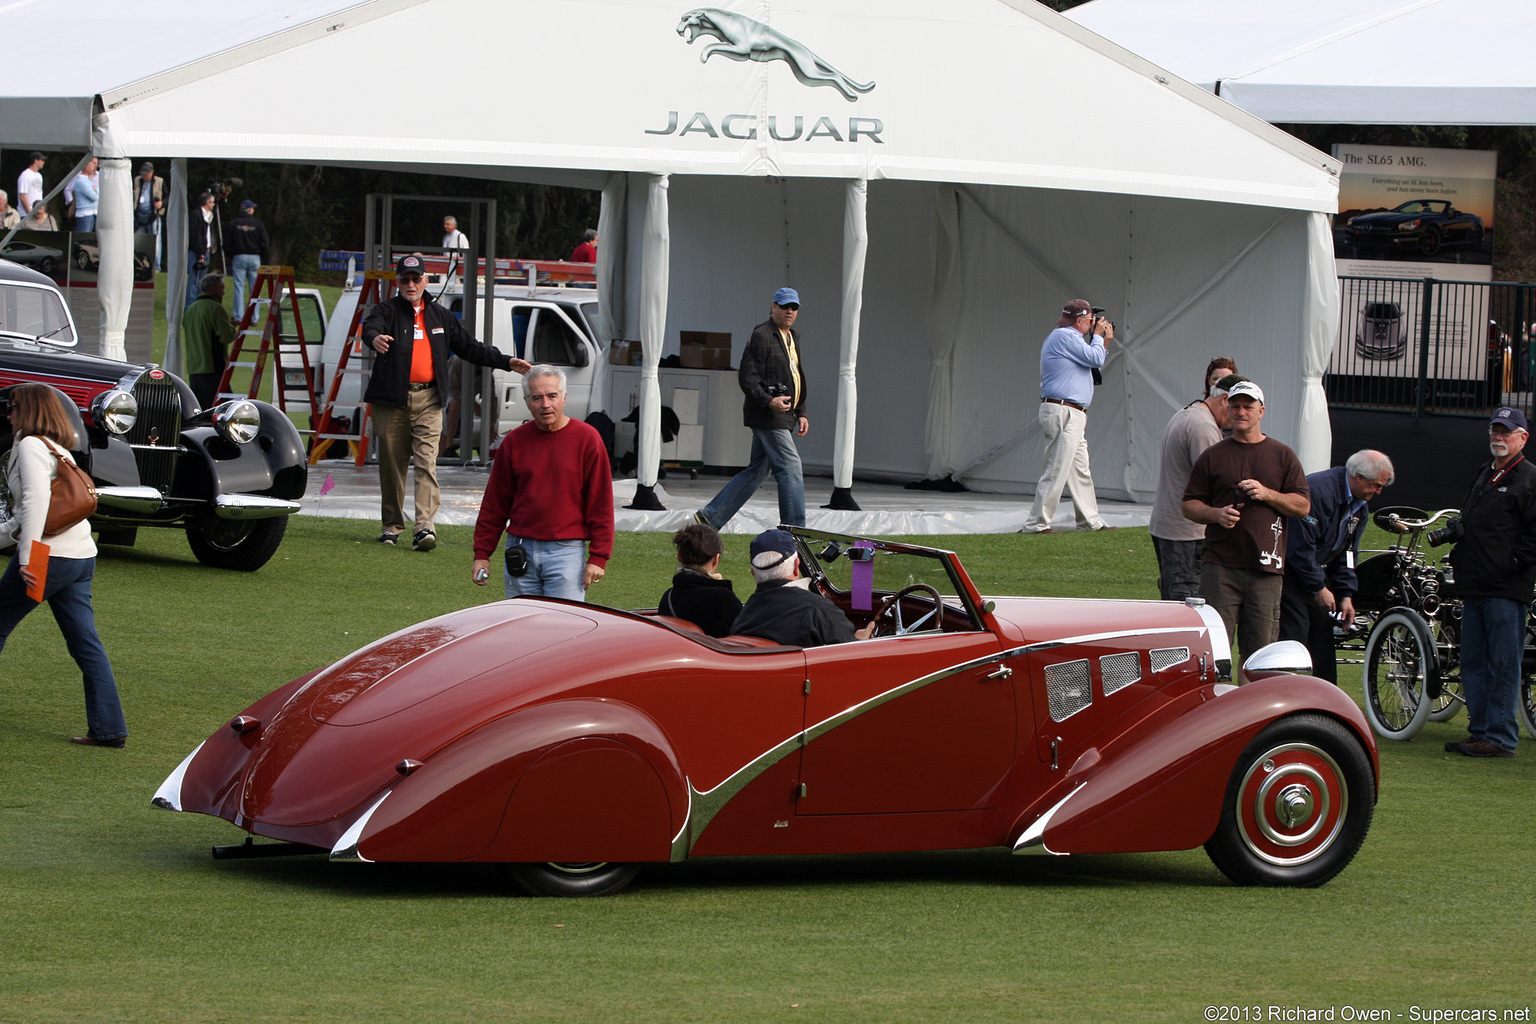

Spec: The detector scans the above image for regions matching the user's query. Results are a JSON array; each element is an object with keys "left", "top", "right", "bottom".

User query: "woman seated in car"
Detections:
[{"left": 658, "top": 523, "right": 742, "bottom": 638}]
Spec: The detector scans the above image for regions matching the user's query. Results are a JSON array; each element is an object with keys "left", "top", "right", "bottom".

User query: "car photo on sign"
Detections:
[{"left": 1341, "top": 200, "right": 1487, "bottom": 259}]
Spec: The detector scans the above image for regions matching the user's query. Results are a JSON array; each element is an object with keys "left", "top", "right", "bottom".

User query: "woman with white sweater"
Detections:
[{"left": 0, "top": 384, "right": 127, "bottom": 748}]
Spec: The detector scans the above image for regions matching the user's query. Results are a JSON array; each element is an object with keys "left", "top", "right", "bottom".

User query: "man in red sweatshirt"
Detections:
[{"left": 472, "top": 364, "right": 614, "bottom": 599}]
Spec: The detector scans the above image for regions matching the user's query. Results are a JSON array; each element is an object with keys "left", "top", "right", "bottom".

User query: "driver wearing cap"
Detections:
[{"left": 730, "top": 530, "right": 876, "bottom": 647}]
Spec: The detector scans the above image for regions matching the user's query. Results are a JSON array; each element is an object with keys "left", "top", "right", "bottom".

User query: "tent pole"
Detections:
[
  {"left": 825, "top": 178, "right": 867, "bottom": 511},
  {"left": 627, "top": 173, "right": 668, "bottom": 511}
]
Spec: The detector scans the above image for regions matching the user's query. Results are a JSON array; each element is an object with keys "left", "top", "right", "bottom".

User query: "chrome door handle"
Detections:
[{"left": 986, "top": 666, "right": 1013, "bottom": 680}]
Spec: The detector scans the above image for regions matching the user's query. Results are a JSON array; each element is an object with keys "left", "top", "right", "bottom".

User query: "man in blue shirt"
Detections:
[
  {"left": 1022, "top": 298, "right": 1113, "bottom": 533},
  {"left": 1278, "top": 450, "right": 1395, "bottom": 683}
]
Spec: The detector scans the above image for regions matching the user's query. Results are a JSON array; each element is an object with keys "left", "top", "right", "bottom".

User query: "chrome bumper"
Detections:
[
  {"left": 215, "top": 494, "right": 302, "bottom": 520},
  {"left": 94, "top": 485, "right": 166, "bottom": 514}
]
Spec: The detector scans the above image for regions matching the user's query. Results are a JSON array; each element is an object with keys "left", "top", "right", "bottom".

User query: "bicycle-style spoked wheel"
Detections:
[
  {"left": 1519, "top": 676, "right": 1536, "bottom": 741},
  {"left": 1362, "top": 609, "right": 1435, "bottom": 740}
]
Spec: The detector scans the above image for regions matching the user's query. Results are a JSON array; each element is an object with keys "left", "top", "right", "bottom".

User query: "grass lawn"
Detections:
[{"left": 2, "top": 519, "right": 1533, "bottom": 1023}]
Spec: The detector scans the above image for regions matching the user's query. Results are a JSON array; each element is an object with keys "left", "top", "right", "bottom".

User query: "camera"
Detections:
[
  {"left": 505, "top": 544, "right": 529, "bottom": 577},
  {"left": 1090, "top": 306, "right": 1116, "bottom": 332},
  {"left": 205, "top": 177, "right": 242, "bottom": 202},
  {"left": 765, "top": 382, "right": 792, "bottom": 399},
  {"left": 1427, "top": 517, "right": 1463, "bottom": 547}
]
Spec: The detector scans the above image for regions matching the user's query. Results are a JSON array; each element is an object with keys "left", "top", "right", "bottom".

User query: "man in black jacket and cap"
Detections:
[
  {"left": 363, "top": 254, "right": 531, "bottom": 550},
  {"left": 730, "top": 530, "right": 875, "bottom": 647},
  {"left": 696, "top": 287, "right": 809, "bottom": 529},
  {"left": 1437, "top": 406, "right": 1536, "bottom": 758}
]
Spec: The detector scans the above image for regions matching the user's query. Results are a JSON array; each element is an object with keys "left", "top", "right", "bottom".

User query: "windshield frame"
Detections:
[
  {"left": 789, "top": 526, "right": 989, "bottom": 632},
  {"left": 0, "top": 279, "right": 78, "bottom": 347}
]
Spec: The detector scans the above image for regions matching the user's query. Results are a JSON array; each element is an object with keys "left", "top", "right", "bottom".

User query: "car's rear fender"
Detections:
[
  {"left": 157, "top": 671, "right": 323, "bottom": 820},
  {"left": 343, "top": 699, "right": 687, "bottom": 865},
  {"left": 1013, "top": 676, "right": 1375, "bottom": 856}
]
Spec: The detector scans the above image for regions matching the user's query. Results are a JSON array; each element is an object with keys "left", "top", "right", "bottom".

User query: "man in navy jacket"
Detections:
[{"left": 1279, "top": 450, "right": 1396, "bottom": 683}]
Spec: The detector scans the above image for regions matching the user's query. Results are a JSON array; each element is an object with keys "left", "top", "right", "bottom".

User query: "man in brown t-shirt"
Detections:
[{"left": 1181, "top": 380, "right": 1311, "bottom": 665}]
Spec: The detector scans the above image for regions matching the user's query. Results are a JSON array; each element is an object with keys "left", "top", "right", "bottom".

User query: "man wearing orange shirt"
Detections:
[{"left": 363, "top": 254, "right": 531, "bottom": 550}]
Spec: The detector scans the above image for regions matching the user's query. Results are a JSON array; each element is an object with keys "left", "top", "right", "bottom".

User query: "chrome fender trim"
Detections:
[
  {"left": 214, "top": 494, "right": 302, "bottom": 520},
  {"left": 1011, "top": 783, "right": 1085, "bottom": 856},
  {"left": 330, "top": 792, "right": 391, "bottom": 862},
  {"left": 150, "top": 741, "right": 206, "bottom": 811},
  {"left": 95, "top": 485, "right": 165, "bottom": 514}
]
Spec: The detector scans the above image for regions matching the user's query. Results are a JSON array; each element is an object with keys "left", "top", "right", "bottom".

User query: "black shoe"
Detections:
[
  {"left": 412, "top": 529, "right": 438, "bottom": 552},
  {"left": 378, "top": 531, "right": 400, "bottom": 545},
  {"left": 71, "top": 735, "right": 126, "bottom": 748},
  {"left": 441, "top": 446, "right": 460, "bottom": 460}
]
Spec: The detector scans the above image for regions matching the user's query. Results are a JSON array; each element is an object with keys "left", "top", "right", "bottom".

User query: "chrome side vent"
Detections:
[
  {"left": 127, "top": 374, "right": 182, "bottom": 494},
  {"left": 1100, "top": 651, "right": 1141, "bottom": 695},
  {"left": 1150, "top": 647, "right": 1190, "bottom": 673},
  {"left": 1044, "top": 659, "right": 1091, "bottom": 722}
]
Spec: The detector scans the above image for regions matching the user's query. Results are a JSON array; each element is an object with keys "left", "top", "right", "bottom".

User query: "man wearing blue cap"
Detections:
[
  {"left": 730, "top": 530, "right": 875, "bottom": 647},
  {"left": 697, "top": 288, "right": 809, "bottom": 529},
  {"left": 1434, "top": 405, "right": 1536, "bottom": 758}
]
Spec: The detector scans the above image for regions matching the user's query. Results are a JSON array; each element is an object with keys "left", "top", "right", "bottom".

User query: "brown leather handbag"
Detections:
[{"left": 40, "top": 437, "right": 99, "bottom": 536}]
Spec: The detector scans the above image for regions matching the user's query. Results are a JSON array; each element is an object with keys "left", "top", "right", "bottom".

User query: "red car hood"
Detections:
[{"left": 240, "top": 601, "right": 599, "bottom": 827}]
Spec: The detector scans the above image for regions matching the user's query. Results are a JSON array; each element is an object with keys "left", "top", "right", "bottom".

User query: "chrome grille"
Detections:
[
  {"left": 127, "top": 374, "right": 182, "bottom": 494},
  {"left": 1100, "top": 652, "right": 1141, "bottom": 695},
  {"left": 1045, "top": 659, "right": 1091, "bottom": 722},
  {"left": 1150, "top": 647, "right": 1191, "bottom": 673}
]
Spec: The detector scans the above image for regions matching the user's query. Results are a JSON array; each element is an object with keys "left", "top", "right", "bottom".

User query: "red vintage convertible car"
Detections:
[{"left": 154, "top": 529, "right": 1378, "bottom": 895}]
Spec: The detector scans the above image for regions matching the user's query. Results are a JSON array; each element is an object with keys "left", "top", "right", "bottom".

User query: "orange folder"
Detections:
[{"left": 25, "top": 540, "right": 48, "bottom": 603}]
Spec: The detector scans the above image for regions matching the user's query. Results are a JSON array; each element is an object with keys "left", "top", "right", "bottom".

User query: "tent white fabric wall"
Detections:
[
  {"left": 0, "top": 0, "right": 1344, "bottom": 495},
  {"left": 1068, "top": 0, "right": 1536, "bottom": 125}
]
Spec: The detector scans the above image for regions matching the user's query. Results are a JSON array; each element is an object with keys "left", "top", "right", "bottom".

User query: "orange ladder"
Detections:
[
  {"left": 216, "top": 266, "right": 321, "bottom": 426},
  {"left": 308, "top": 271, "right": 396, "bottom": 466}
]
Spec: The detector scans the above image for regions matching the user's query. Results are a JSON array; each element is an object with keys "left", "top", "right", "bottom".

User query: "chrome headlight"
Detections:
[
  {"left": 212, "top": 400, "right": 261, "bottom": 445},
  {"left": 91, "top": 389, "right": 138, "bottom": 435}
]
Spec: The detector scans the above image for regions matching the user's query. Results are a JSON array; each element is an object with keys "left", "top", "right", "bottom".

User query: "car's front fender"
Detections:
[
  {"left": 1012, "top": 676, "right": 1375, "bottom": 856},
  {"left": 174, "top": 402, "right": 307, "bottom": 502}
]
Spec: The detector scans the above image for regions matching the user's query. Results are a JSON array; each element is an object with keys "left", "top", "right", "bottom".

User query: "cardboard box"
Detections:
[
  {"left": 608, "top": 340, "right": 643, "bottom": 366},
  {"left": 680, "top": 330, "right": 730, "bottom": 370},
  {"left": 675, "top": 424, "right": 704, "bottom": 463},
  {"left": 670, "top": 388, "right": 700, "bottom": 425}
]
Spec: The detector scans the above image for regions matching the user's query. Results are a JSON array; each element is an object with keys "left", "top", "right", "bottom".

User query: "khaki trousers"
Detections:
[{"left": 371, "top": 388, "right": 442, "bottom": 534}]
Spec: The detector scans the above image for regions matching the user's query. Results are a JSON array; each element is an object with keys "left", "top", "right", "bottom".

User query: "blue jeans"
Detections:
[
  {"left": 1460, "top": 597, "right": 1524, "bottom": 752},
  {"left": 698, "top": 427, "right": 805, "bottom": 528},
  {"left": 0, "top": 555, "right": 127, "bottom": 742},
  {"left": 185, "top": 252, "right": 207, "bottom": 308},
  {"left": 230, "top": 253, "right": 262, "bottom": 316},
  {"left": 504, "top": 537, "right": 587, "bottom": 601},
  {"left": 74, "top": 214, "right": 97, "bottom": 232}
]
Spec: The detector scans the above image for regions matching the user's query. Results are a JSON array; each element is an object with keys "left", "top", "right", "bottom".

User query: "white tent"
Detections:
[
  {"left": 1, "top": 0, "right": 1342, "bottom": 501},
  {"left": 1068, "top": 0, "right": 1536, "bottom": 125}
]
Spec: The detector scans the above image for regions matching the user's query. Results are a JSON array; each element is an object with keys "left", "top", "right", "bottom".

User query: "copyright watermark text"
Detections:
[{"left": 1203, "top": 1007, "right": 1531, "bottom": 1022}]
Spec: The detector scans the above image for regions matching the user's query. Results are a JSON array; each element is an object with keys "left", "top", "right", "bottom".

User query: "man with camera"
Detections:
[
  {"left": 696, "top": 287, "right": 809, "bottom": 529},
  {"left": 471, "top": 364, "right": 613, "bottom": 599},
  {"left": 1279, "top": 450, "right": 1396, "bottom": 684},
  {"left": 1181, "top": 380, "right": 1311, "bottom": 664},
  {"left": 1022, "top": 299, "right": 1113, "bottom": 533},
  {"left": 1434, "top": 407, "right": 1536, "bottom": 758}
]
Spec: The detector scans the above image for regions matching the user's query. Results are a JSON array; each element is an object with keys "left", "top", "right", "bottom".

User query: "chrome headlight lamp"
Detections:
[
  {"left": 212, "top": 400, "right": 261, "bottom": 445},
  {"left": 91, "top": 389, "right": 138, "bottom": 435}
]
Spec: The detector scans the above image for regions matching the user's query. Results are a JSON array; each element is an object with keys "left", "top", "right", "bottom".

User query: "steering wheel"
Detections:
[{"left": 869, "top": 584, "right": 945, "bottom": 637}]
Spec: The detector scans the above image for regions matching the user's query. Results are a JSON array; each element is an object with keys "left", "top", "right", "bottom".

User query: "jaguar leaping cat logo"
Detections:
[{"left": 677, "top": 8, "right": 875, "bottom": 102}]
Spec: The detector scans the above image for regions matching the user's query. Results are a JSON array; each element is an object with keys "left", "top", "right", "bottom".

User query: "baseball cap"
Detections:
[
  {"left": 749, "top": 529, "right": 798, "bottom": 569},
  {"left": 1490, "top": 406, "right": 1528, "bottom": 431},
  {"left": 395, "top": 254, "right": 426, "bottom": 277},
  {"left": 1058, "top": 299, "right": 1092, "bottom": 327},
  {"left": 1226, "top": 380, "right": 1265, "bottom": 405},
  {"left": 240, "top": 199, "right": 256, "bottom": 212},
  {"left": 773, "top": 287, "right": 800, "bottom": 307},
  {"left": 138, "top": 161, "right": 154, "bottom": 174}
]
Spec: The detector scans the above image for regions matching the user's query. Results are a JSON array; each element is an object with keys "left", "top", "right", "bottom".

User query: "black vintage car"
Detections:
[
  {"left": 1343, "top": 200, "right": 1485, "bottom": 257},
  {"left": 0, "top": 259, "right": 307, "bottom": 570}
]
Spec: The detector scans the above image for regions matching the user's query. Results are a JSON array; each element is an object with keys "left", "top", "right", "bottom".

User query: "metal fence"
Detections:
[{"left": 1327, "top": 276, "right": 1536, "bottom": 416}]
